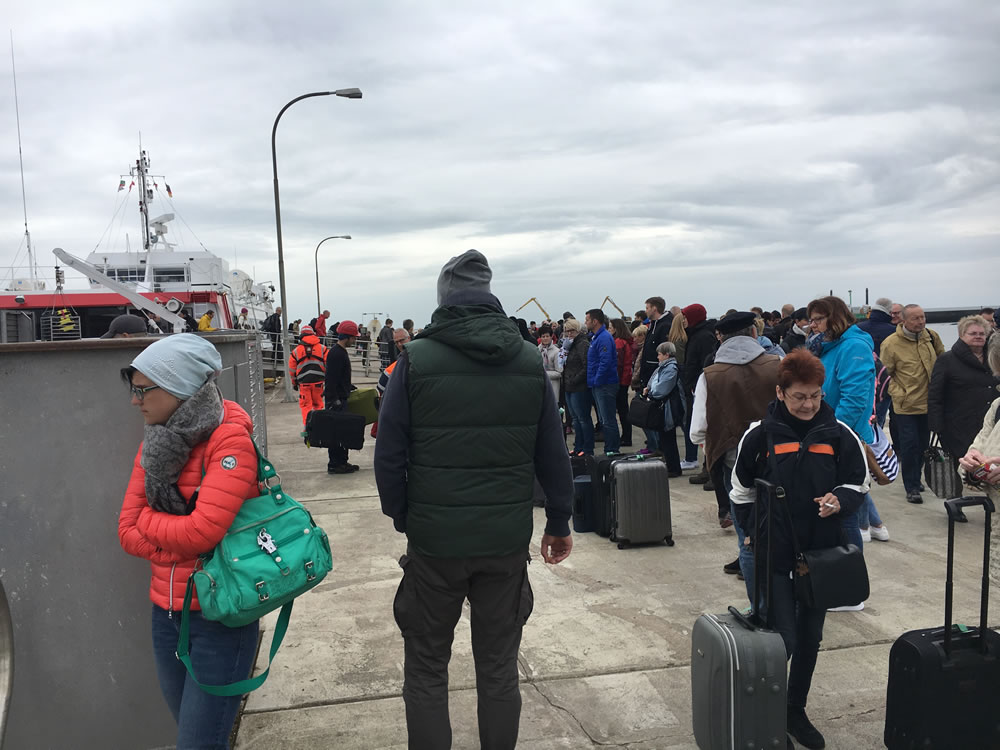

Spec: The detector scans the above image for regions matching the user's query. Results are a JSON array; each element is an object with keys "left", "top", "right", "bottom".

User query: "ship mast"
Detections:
[
  {"left": 10, "top": 33, "right": 37, "bottom": 285},
  {"left": 135, "top": 136, "right": 153, "bottom": 251}
]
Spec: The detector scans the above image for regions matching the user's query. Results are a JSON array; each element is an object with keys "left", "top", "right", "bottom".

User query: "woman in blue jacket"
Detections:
[{"left": 807, "top": 297, "right": 888, "bottom": 593}]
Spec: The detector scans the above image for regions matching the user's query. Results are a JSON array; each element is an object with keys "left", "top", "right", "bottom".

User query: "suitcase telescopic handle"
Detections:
[
  {"left": 943, "top": 496, "right": 995, "bottom": 656},
  {"left": 753, "top": 478, "right": 780, "bottom": 629}
]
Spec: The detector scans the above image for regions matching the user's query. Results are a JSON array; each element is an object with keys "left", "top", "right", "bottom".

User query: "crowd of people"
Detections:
[{"left": 110, "top": 254, "right": 1000, "bottom": 748}]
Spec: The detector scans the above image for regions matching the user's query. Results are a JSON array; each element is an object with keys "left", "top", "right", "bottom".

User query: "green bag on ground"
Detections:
[
  {"left": 347, "top": 387, "right": 379, "bottom": 425},
  {"left": 177, "top": 439, "right": 332, "bottom": 696}
]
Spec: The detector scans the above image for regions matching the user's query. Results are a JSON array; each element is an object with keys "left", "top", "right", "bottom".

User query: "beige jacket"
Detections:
[
  {"left": 961, "top": 393, "right": 1000, "bottom": 585},
  {"left": 880, "top": 325, "right": 944, "bottom": 414}
]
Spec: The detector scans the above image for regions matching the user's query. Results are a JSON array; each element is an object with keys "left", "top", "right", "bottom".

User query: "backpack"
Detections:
[{"left": 873, "top": 353, "right": 891, "bottom": 403}]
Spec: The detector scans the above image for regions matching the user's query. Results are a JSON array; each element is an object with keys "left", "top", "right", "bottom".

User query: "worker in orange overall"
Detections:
[{"left": 288, "top": 324, "right": 328, "bottom": 431}]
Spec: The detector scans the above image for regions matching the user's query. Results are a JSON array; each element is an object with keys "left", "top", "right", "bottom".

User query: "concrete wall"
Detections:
[{"left": 0, "top": 333, "right": 265, "bottom": 749}]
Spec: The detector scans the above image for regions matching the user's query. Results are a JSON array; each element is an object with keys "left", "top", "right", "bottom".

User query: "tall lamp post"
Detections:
[
  {"left": 272, "top": 88, "right": 362, "bottom": 403},
  {"left": 315, "top": 235, "right": 351, "bottom": 318}
]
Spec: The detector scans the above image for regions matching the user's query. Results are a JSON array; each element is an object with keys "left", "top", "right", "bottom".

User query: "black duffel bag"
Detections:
[
  {"left": 305, "top": 409, "right": 365, "bottom": 450},
  {"left": 628, "top": 394, "right": 665, "bottom": 431},
  {"left": 794, "top": 544, "right": 870, "bottom": 610}
]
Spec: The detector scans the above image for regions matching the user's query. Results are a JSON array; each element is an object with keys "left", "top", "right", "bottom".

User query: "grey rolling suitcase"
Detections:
[
  {"left": 691, "top": 478, "right": 787, "bottom": 749},
  {"left": 609, "top": 455, "right": 673, "bottom": 549}
]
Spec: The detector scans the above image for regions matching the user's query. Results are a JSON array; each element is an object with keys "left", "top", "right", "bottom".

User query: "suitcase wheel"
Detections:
[
  {"left": 617, "top": 540, "right": 628, "bottom": 550},
  {"left": 664, "top": 536, "right": 674, "bottom": 547}
]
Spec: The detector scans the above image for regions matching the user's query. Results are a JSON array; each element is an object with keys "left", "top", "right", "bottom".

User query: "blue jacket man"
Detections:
[
  {"left": 585, "top": 308, "right": 621, "bottom": 452},
  {"left": 857, "top": 299, "right": 897, "bottom": 356}
]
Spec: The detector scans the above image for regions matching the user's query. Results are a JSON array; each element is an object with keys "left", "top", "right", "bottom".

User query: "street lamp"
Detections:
[
  {"left": 315, "top": 235, "right": 352, "bottom": 317},
  {"left": 272, "top": 88, "right": 362, "bottom": 403}
]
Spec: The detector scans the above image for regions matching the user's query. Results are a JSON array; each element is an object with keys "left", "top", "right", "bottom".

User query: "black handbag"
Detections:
[
  {"left": 767, "top": 434, "right": 870, "bottom": 610},
  {"left": 923, "top": 434, "right": 962, "bottom": 500},
  {"left": 628, "top": 394, "right": 665, "bottom": 430},
  {"left": 793, "top": 544, "right": 870, "bottom": 610}
]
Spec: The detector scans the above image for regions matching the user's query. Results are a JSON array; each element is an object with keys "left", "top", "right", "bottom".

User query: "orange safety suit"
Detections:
[{"left": 289, "top": 332, "right": 328, "bottom": 425}]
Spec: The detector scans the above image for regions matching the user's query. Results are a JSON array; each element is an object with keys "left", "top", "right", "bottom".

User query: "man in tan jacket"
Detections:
[{"left": 880, "top": 304, "right": 945, "bottom": 503}]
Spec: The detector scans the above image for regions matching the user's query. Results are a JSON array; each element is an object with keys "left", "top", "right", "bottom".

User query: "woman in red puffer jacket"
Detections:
[
  {"left": 117, "top": 334, "right": 259, "bottom": 750},
  {"left": 610, "top": 318, "right": 635, "bottom": 447}
]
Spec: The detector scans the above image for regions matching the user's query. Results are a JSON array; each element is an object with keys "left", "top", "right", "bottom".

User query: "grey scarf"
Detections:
[{"left": 141, "top": 381, "right": 225, "bottom": 514}]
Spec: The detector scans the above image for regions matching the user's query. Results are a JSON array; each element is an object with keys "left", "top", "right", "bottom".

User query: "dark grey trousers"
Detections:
[{"left": 393, "top": 547, "right": 534, "bottom": 750}]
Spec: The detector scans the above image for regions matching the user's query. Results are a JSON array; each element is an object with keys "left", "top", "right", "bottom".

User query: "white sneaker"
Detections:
[
  {"left": 680, "top": 461, "right": 700, "bottom": 470},
  {"left": 828, "top": 602, "right": 865, "bottom": 612},
  {"left": 870, "top": 525, "right": 890, "bottom": 542},
  {"left": 860, "top": 528, "right": 872, "bottom": 543}
]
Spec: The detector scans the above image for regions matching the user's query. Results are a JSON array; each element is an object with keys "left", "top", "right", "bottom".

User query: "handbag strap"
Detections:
[{"left": 176, "top": 576, "right": 293, "bottom": 697}]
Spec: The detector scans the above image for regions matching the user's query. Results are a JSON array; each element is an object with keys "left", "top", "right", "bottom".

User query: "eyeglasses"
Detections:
[
  {"left": 129, "top": 384, "right": 161, "bottom": 401},
  {"left": 783, "top": 389, "right": 824, "bottom": 404},
  {"left": 809, "top": 315, "right": 827, "bottom": 325}
]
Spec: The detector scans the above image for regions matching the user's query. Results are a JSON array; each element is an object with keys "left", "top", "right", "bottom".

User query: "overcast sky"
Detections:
[{"left": 3, "top": 1, "right": 998, "bottom": 327}]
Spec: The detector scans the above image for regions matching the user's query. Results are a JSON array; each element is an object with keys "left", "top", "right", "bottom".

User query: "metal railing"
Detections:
[
  {"left": 261, "top": 331, "right": 398, "bottom": 380},
  {"left": 0, "top": 577, "right": 13, "bottom": 749}
]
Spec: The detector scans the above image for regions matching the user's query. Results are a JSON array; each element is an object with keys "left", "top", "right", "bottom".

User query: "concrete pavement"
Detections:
[{"left": 235, "top": 387, "right": 994, "bottom": 749}]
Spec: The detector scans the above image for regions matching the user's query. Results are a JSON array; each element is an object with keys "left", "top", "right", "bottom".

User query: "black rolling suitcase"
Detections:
[
  {"left": 591, "top": 453, "right": 619, "bottom": 537},
  {"left": 572, "top": 475, "right": 595, "bottom": 533},
  {"left": 305, "top": 409, "right": 365, "bottom": 450},
  {"left": 609, "top": 454, "right": 673, "bottom": 548},
  {"left": 884, "top": 496, "right": 1000, "bottom": 750},
  {"left": 691, "top": 478, "right": 787, "bottom": 749}
]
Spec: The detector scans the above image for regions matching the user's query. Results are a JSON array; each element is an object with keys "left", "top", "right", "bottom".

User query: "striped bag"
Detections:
[{"left": 866, "top": 422, "right": 898, "bottom": 485}]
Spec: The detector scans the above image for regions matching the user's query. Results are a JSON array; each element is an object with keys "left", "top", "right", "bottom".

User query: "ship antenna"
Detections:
[{"left": 10, "top": 31, "right": 36, "bottom": 285}]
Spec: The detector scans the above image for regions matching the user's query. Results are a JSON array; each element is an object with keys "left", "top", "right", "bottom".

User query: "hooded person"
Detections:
[
  {"left": 102, "top": 314, "right": 151, "bottom": 339},
  {"left": 690, "top": 311, "right": 781, "bottom": 586},
  {"left": 117, "top": 334, "right": 260, "bottom": 747},
  {"left": 288, "top": 324, "right": 328, "bottom": 428},
  {"left": 373, "top": 249, "right": 574, "bottom": 749}
]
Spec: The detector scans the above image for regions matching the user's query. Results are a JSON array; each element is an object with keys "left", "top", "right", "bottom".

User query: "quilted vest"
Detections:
[{"left": 404, "top": 307, "right": 546, "bottom": 558}]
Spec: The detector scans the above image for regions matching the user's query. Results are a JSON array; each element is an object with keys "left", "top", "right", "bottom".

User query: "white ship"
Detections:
[{"left": 1, "top": 148, "right": 274, "bottom": 341}]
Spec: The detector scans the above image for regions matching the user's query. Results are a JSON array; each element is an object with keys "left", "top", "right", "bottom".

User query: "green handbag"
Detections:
[
  {"left": 177, "top": 439, "right": 332, "bottom": 696},
  {"left": 347, "top": 387, "right": 379, "bottom": 425}
]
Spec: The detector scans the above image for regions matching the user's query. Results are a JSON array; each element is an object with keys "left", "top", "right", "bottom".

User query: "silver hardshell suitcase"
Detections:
[
  {"left": 691, "top": 478, "right": 787, "bottom": 749},
  {"left": 609, "top": 455, "right": 673, "bottom": 549}
]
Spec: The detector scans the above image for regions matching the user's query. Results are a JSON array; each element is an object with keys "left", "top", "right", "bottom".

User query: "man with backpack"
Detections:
[{"left": 288, "top": 324, "right": 328, "bottom": 431}]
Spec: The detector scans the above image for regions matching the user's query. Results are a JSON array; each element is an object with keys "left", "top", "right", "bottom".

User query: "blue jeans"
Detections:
[
  {"left": 840, "top": 508, "right": 863, "bottom": 550},
  {"left": 152, "top": 605, "right": 259, "bottom": 749},
  {"left": 566, "top": 390, "right": 595, "bottom": 455},
  {"left": 643, "top": 428, "right": 659, "bottom": 450},
  {"left": 858, "top": 493, "right": 883, "bottom": 529},
  {"left": 591, "top": 383, "right": 621, "bottom": 453},
  {"left": 760, "top": 573, "right": 826, "bottom": 710},
  {"left": 894, "top": 412, "right": 930, "bottom": 493}
]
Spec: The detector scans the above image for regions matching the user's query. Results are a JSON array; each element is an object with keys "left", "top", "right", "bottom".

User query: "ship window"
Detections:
[
  {"left": 152, "top": 267, "right": 189, "bottom": 284},
  {"left": 103, "top": 267, "right": 144, "bottom": 283}
]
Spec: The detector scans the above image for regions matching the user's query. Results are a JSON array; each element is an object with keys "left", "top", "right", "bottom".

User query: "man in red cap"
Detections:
[
  {"left": 325, "top": 320, "right": 360, "bottom": 474},
  {"left": 288, "top": 324, "right": 327, "bottom": 429}
]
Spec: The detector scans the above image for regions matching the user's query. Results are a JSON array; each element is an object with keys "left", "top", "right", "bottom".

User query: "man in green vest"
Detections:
[{"left": 374, "top": 249, "right": 574, "bottom": 750}]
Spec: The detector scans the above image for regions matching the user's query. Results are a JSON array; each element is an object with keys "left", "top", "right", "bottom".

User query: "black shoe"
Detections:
[
  {"left": 919, "top": 483, "right": 927, "bottom": 492},
  {"left": 667, "top": 470, "right": 682, "bottom": 478},
  {"left": 787, "top": 707, "right": 825, "bottom": 749},
  {"left": 955, "top": 509, "right": 969, "bottom": 523},
  {"left": 328, "top": 464, "right": 357, "bottom": 475},
  {"left": 689, "top": 469, "right": 710, "bottom": 484},
  {"left": 906, "top": 491, "right": 923, "bottom": 504},
  {"left": 723, "top": 559, "right": 741, "bottom": 575},
  {"left": 703, "top": 479, "right": 715, "bottom": 491}
]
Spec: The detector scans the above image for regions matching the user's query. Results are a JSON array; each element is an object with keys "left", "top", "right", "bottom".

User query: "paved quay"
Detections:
[{"left": 236, "top": 380, "right": 995, "bottom": 749}]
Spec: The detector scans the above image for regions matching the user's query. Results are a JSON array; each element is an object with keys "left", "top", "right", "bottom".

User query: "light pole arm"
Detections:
[
  {"left": 314, "top": 235, "right": 351, "bottom": 318},
  {"left": 271, "top": 89, "right": 360, "bottom": 403}
]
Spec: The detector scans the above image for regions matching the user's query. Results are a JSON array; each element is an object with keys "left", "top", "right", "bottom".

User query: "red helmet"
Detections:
[{"left": 337, "top": 320, "right": 360, "bottom": 336}]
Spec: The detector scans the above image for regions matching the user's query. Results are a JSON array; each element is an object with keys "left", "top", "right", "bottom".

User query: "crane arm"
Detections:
[
  {"left": 515, "top": 297, "right": 551, "bottom": 321},
  {"left": 600, "top": 296, "right": 625, "bottom": 319},
  {"left": 52, "top": 247, "right": 188, "bottom": 333}
]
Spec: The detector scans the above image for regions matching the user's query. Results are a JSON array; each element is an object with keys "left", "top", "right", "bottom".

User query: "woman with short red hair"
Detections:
[{"left": 730, "top": 349, "right": 870, "bottom": 750}]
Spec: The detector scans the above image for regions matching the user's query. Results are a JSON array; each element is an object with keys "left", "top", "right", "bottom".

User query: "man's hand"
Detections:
[{"left": 540, "top": 534, "right": 572, "bottom": 564}]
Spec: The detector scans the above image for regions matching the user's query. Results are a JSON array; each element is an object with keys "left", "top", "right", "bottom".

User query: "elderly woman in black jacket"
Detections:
[
  {"left": 561, "top": 317, "right": 594, "bottom": 455},
  {"left": 730, "top": 349, "right": 869, "bottom": 750},
  {"left": 929, "top": 314, "right": 999, "bottom": 462}
]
